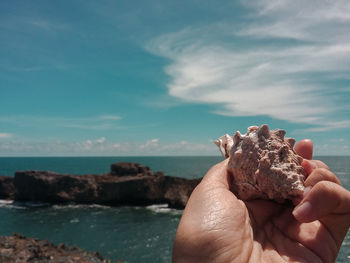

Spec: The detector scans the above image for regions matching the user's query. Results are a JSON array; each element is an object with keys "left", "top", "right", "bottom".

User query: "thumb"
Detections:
[{"left": 200, "top": 158, "right": 231, "bottom": 190}]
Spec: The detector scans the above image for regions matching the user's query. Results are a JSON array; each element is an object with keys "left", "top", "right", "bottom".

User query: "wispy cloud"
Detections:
[
  {"left": 0, "top": 115, "right": 122, "bottom": 131},
  {"left": 0, "top": 13, "right": 69, "bottom": 34},
  {"left": 0, "top": 133, "right": 13, "bottom": 139},
  {"left": 0, "top": 64, "right": 70, "bottom": 72},
  {"left": 297, "top": 120, "right": 350, "bottom": 133},
  {"left": 99, "top": 115, "right": 121, "bottom": 121},
  {"left": 147, "top": 0, "right": 350, "bottom": 131},
  {"left": 0, "top": 13, "right": 71, "bottom": 73},
  {"left": 239, "top": 0, "right": 350, "bottom": 42},
  {"left": 29, "top": 19, "right": 69, "bottom": 32}
]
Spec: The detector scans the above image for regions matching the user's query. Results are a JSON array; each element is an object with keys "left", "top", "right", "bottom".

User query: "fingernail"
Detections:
[
  {"left": 293, "top": 201, "right": 312, "bottom": 220},
  {"left": 303, "top": 186, "right": 312, "bottom": 198}
]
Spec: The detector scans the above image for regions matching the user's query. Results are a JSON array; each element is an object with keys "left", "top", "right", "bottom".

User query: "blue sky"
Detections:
[{"left": 0, "top": 0, "right": 349, "bottom": 156}]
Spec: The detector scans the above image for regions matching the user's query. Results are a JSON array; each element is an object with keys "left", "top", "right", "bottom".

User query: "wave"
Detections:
[
  {"left": 0, "top": 199, "right": 50, "bottom": 209},
  {"left": 0, "top": 199, "right": 183, "bottom": 215},
  {"left": 52, "top": 203, "right": 111, "bottom": 210},
  {"left": 146, "top": 204, "right": 182, "bottom": 215},
  {"left": 0, "top": 199, "right": 13, "bottom": 205},
  {"left": 0, "top": 199, "right": 15, "bottom": 208}
]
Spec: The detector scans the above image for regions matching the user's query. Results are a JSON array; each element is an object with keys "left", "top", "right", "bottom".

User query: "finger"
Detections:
[
  {"left": 294, "top": 139, "right": 313, "bottom": 160},
  {"left": 293, "top": 181, "right": 350, "bottom": 224},
  {"left": 293, "top": 181, "right": 350, "bottom": 246},
  {"left": 302, "top": 159, "right": 330, "bottom": 175},
  {"left": 304, "top": 168, "right": 341, "bottom": 187}
]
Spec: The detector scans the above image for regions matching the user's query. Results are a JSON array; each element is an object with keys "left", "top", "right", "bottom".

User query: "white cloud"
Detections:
[
  {"left": 147, "top": 0, "right": 350, "bottom": 131},
  {"left": 1, "top": 136, "right": 347, "bottom": 156},
  {"left": 140, "top": 138, "right": 159, "bottom": 149},
  {"left": 315, "top": 142, "right": 350, "bottom": 156},
  {"left": 96, "top": 137, "right": 106, "bottom": 144},
  {"left": 0, "top": 138, "right": 218, "bottom": 156},
  {"left": 297, "top": 120, "right": 350, "bottom": 133},
  {"left": 239, "top": 0, "right": 350, "bottom": 42},
  {"left": 0, "top": 133, "right": 13, "bottom": 139}
]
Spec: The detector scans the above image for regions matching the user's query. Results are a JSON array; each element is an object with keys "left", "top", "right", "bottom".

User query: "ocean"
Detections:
[{"left": 0, "top": 156, "right": 349, "bottom": 262}]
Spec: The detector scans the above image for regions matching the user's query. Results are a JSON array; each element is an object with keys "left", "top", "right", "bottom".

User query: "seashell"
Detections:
[
  {"left": 214, "top": 134, "right": 234, "bottom": 158},
  {"left": 214, "top": 124, "right": 306, "bottom": 202}
]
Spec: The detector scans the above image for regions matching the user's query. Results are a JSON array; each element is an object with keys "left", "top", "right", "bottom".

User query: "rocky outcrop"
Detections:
[
  {"left": 0, "top": 163, "right": 201, "bottom": 209},
  {"left": 110, "top": 162, "right": 155, "bottom": 176},
  {"left": 13, "top": 171, "right": 99, "bottom": 204},
  {"left": 0, "top": 176, "right": 15, "bottom": 199},
  {"left": 0, "top": 233, "right": 121, "bottom": 263}
]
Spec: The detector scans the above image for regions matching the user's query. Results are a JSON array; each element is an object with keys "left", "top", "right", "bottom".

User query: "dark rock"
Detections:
[
  {"left": 14, "top": 171, "right": 98, "bottom": 203},
  {"left": 96, "top": 173, "right": 201, "bottom": 208},
  {"left": 0, "top": 234, "right": 118, "bottom": 262},
  {"left": 155, "top": 171, "right": 165, "bottom": 176},
  {"left": 57, "top": 243, "right": 66, "bottom": 250},
  {"left": 161, "top": 176, "right": 201, "bottom": 209},
  {"left": 110, "top": 162, "right": 152, "bottom": 176},
  {"left": 13, "top": 163, "right": 201, "bottom": 209},
  {"left": 0, "top": 176, "right": 15, "bottom": 199}
]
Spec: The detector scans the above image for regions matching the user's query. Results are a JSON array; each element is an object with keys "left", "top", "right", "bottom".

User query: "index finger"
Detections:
[{"left": 294, "top": 139, "right": 313, "bottom": 160}]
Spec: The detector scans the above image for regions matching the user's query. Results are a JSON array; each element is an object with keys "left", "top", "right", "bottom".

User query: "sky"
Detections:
[{"left": 0, "top": 0, "right": 349, "bottom": 156}]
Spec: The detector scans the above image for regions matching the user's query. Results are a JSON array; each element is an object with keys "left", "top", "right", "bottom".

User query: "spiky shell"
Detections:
[{"left": 215, "top": 124, "right": 306, "bottom": 202}]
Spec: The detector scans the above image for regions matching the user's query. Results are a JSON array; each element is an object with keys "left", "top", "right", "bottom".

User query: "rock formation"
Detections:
[
  {"left": 110, "top": 162, "right": 157, "bottom": 176},
  {"left": 0, "top": 163, "right": 201, "bottom": 209},
  {"left": 0, "top": 176, "right": 15, "bottom": 199},
  {"left": 0, "top": 233, "right": 121, "bottom": 263},
  {"left": 215, "top": 124, "right": 306, "bottom": 202}
]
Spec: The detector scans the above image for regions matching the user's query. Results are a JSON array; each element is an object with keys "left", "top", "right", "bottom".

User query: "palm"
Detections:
[
  {"left": 178, "top": 186, "right": 336, "bottom": 263},
  {"left": 242, "top": 199, "right": 330, "bottom": 262}
]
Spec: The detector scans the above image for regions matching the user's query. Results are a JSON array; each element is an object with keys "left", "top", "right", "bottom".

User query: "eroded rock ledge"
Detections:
[
  {"left": 0, "top": 233, "right": 121, "bottom": 263},
  {"left": 0, "top": 162, "right": 201, "bottom": 209}
]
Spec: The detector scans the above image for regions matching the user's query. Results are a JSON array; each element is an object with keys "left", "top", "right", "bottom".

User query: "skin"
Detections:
[{"left": 173, "top": 139, "right": 350, "bottom": 263}]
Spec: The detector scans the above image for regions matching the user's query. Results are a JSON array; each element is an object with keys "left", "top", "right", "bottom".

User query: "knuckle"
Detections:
[
  {"left": 313, "top": 181, "right": 338, "bottom": 196},
  {"left": 316, "top": 167, "right": 329, "bottom": 174},
  {"left": 310, "top": 168, "right": 340, "bottom": 184},
  {"left": 314, "top": 160, "right": 330, "bottom": 170},
  {"left": 312, "top": 182, "right": 342, "bottom": 210},
  {"left": 315, "top": 167, "right": 333, "bottom": 179}
]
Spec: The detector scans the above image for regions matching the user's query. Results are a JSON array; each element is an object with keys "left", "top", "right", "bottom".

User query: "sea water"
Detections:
[{"left": 0, "top": 156, "right": 349, "bottom": 262}]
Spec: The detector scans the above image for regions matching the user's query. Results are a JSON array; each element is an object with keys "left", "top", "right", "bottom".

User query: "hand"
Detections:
[{"left": 172, "top": 140, "right": 350, "bottom": 263}]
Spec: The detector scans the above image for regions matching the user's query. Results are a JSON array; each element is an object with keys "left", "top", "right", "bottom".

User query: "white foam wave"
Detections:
[
  {"left": 70, "top": 218, "right": 80, "bottom": 223},
  {"left": 146, "top": 204, "right": 182, "bottom": 215},
  {"left": 0, "top": 199, "right": 15, "bottom": 208},
  {"left": 0, "top": 199, "right": 14, "bottom": 205},
  {"left": 52, "top": 203, "right": 111, "bottom": 210},
  {"left": 0, "top": 200, "right": 183, "bottom": 214},
  {"left": 0, "top": 200, "right": 52, "bottom": 209}
]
